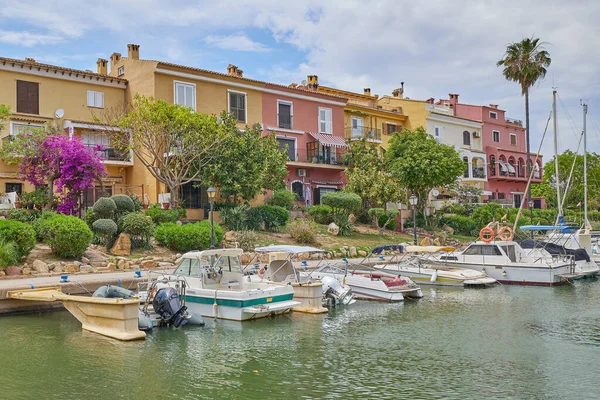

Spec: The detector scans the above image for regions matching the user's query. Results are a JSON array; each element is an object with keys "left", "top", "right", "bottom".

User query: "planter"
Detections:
[
  {"left": 14, "top": 201, "right": 22, "bottom": 209},
  {"left": 162, "top": 202, "right": 170, "bottom": 210},
  {"left": 143, "top": 204, "right": 149, "bottom": 209}
]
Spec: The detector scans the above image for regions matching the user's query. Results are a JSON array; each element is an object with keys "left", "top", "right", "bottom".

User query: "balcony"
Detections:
[
  {"left": 505, "top": 117, "right": 523, "bottom": 126},
  {"left": 285, "top": 148, "right": 347, "bottom": 167},
  {"left": 488, "top": 163, "right": 541, "bottom": 182},
  {"left": 87, "top": 145, "right": 132, "bottom": 164},
  {"left": 345, "top": 127, "right": 382, "bottom": 142},
  {"left": 472, "top": 167, "right": 486, "bottom": 178},
  {"left": 278, "top": 114, "right": 293, "bottom": 130}
]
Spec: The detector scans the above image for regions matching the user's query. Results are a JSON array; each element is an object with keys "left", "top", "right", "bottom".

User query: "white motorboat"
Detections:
[
  {"left": 308, "top": 261, "right": 423, "bottom": 302},
  {"left": 151, "top": 249, "right": 300, "bottom": 321}
]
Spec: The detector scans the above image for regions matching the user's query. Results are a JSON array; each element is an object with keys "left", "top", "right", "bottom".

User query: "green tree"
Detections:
[
  {"left": 344, "top": 140, "right": 403, "bottom": 208},
  {"left": 199, "top": 114, "right": 288, "bottom": 202},
  {"left": 386, "top": 127, "right": 464, "bottom": 219},
  {"left": 497, "top": 37, "right": 551, "bottom": 204},
  {"left": 0, "top": 104, "right": 9, "bottom": 132}
]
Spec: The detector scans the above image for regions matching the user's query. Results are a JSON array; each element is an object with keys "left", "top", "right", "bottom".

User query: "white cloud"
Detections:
[
  {"left": 205, "top": 33, "right": 271, "bottom": 53},
  {"left": 0, "top": 30, "right": 64, "bottom": 47}
]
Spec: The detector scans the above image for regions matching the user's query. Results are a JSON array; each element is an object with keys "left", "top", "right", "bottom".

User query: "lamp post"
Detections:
[
  {"left": 528, "top": 199, "right": 534, "bottom": 239},
  {"left": 409, "top": 194, "right": 418, "bottom": 245},
  {"left": 207, "top": 186, "right": 216, "bottom": 249}
]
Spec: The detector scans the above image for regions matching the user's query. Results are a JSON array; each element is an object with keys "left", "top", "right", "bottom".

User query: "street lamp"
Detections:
[
  {"left": 409, "top": 194, "right": 418, "bottom": 245},
  {"left": 207, "top": 186, "right": 216, "bottom": 249},
  {"left": 528, "top": 199, "right": 534, "bottom": 239}
]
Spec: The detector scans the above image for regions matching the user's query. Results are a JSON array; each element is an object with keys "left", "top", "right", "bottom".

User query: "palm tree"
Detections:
[{"left": 497, "top": 37, "right": 551, "bottom": 208}]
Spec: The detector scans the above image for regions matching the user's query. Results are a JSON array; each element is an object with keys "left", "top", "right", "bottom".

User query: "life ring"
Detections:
[
  {"left": 498, "top": 226, "right": 513, "bottom": 241},
  {"left": 479, "top": 227, "right": 495, "bottom": 243}
]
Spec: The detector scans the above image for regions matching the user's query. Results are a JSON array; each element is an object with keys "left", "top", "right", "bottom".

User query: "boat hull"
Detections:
[{"left": 376, "top": 266, "right": 496, "bottom": 287}]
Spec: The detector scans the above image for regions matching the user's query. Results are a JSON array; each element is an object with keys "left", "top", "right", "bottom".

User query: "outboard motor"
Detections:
[
  {"left": 152, "top": 287, "right": 190, "bottom": 328},
  {"left": 321, "top": 276, "right": 355, "bottom": 306}
]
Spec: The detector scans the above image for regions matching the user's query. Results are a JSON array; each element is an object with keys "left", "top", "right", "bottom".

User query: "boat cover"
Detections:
[
  {"left": 254, "top": 245, "right": 329, "bottom": 254},
  {"left": 371, "top": 245, "right": 405, "bottom": 254},
  {"left": 520, "top": 224, "right": 580, "bottom": 233},
  {"left": 519, "top": 240, "right": 590, "bottom": 262}
]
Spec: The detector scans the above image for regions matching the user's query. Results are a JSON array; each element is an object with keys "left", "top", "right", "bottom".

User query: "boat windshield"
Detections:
[
  {"left": 462, "top": 245, "right": 503, "bottom": 256},
  {"left": 173, "top": 254, "right": 242, "bottom": 277},
  {"left": 498, "top": 244, "right": 517, "bottom": 262}
]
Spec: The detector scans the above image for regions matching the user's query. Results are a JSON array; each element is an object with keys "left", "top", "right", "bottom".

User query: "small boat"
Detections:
[
  {"left": 369, "top": 245, "right": 497, "bottom": 287},
  {"left": 308, "top": 259, "right": 423, "bottom": 302}
]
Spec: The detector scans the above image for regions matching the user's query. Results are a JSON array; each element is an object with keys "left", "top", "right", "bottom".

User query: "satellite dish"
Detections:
[
  {"left": 432, "top": 189, "right": 439, "bottom": 197},
  {"left": 301, "top": 80, "right": 307, "bottom": 86},
  {"left": 55, "top": 109, "right": 64, "bottom": 119}
]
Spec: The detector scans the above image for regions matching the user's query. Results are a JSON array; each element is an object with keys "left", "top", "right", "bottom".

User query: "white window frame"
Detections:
[
  {"left": 228, "top": 90, "right": 248, "bottom": 123},
  {"left": 174, "top": 80, "right": 196, "bottom": 111},
  {"left": 489, "top": 111, "right": 498, "bottom": 119},
  {"left": 117, "top": 66, "right": 125, "bottom": 76},
  {"left": 275, "top": 135, "right": 297, "bottom": 160},
  {"left": 87, "top": 90, "right": 105, "bottom": 108},
  {"left": 277, "top": 100, "right": 293, "bottom": 129},
  {"left": 509, "top": 133, "right": 517, "bottom": 145},
  {"left": 318, "top": 107, "right": 333, "bottom": 134},
  {"left": 433, "top": 125, "right": 442, "bottom": 142},
  {"left": 492, "top": 130, "right": 500, "bottom": 143},
  {"left": 9, "top": 121, "right": 44, "bottom": 138},
  {"left": 351, "top": 116, "right": 364, "bottom": 138}
]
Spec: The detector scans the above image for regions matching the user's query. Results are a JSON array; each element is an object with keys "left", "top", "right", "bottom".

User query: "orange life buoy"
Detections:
[
  {"left": 479, "top": 227, "right": 495, "bottom": 243},
  {"left": 498, "top": 226, "right": 513, "bottom": 241}
]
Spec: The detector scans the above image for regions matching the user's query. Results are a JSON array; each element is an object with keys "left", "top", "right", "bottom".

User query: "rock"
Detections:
[
  {"left": 83, "top": 249, "right": 109, "bottom": 262},
  {"left": 79, "top": 265, "right": 95, "bottom": 273},
  {"left": 327, "top": 223, "right": 340, "bottom": 236},
  {"left": 4, "top": 266, "right": 20, "bottom": 276},
  {"left": 22, "top": 267, "right": 32, "bottom": 276},
  {"left": 81, "top": 257, "right": 90, "bottom": 264},
  {"left": 349, "top": 247, "right": 357, "bottom": 257},
  {"left": 47, "top": 263, "right": 59, "bottom": 271},
  {"left": 107, "top": 262, "right": 117, "bottom": 271},
  {"left": 53, "top": 265, "right": 63, "bottom": 273},
  {"left": 348, "top": 213, "right": 356, "bottom": 224},
  {"left": 174, "top": 257, "right": 183, "bottom": 265},
  {"left": 176, "top": 220, "right": 183, "bottom": 225},
  {"left": 433, "top": 238, "right": 441, "bottom": 246},
  {"left": 117, "top": 259, "right": 129, "bottom": 270},
  {"left": 225, "top": 231, "right": 235, "bottom": 242},
  {"left": 129, "top": 264, "right": 140, "bottom": 270},
  {"left": 420, "top": 237, "right": 432, "bottom": 246},
  {"left": 310, "top": 253, "right": 322, "bottom": 260},
  {"left": 90, "top": 261, "right": 106, "bottom": 268},
  {"left": 358, "top": 250, "right": 367, "bottom": 257},
  {"left": 140, "top": 260, "right": 158, "bottom": 269},
  {"left": 442, "top": 224, "right": 455, "bottom": 235},
  {"left": 110, "top": 233, "right": 131, "bottom": 256},
  {"left": 326, "top": 253, "right": 332, "bottom": 259},
  {"left": 32, "top": 260, "right": 49, "bottom": 273},
  {"left": 0, "top": 270, "right": 5, "bottom": 276},
  {"left": 64, "top": 263, "right": 79, "bottom": 273},
  {"left": 95, "top": 266, "right": 110, "bottom": 272}
]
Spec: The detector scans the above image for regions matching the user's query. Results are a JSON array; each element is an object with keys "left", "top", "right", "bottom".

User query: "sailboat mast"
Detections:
[
  {"left": 583, "top": 102, "right": 588, "bottom": 229},
  {"left": 553, "top": 90, "right": 562, "bottom": 217}
]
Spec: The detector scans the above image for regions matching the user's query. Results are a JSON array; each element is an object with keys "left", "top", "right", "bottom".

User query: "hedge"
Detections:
[
  {"left": 308, "top": 205, "right": 334, "bottom": 225},
  {"left": 0, "top": 219, "right": 36, "bottom": 258},
  {"left": 155, "top": 221, "right": 224, "bottom": 251},
  {"left": 41, "top": 215, "right": 93, "bottom": 258},
  {"left": 144, "top": 205, "right": 179, "bottom": 225}
]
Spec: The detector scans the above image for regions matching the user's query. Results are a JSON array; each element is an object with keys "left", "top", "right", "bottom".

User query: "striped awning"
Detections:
[{"left": 308, "top": 132, "right": 348, "bottom": 148}]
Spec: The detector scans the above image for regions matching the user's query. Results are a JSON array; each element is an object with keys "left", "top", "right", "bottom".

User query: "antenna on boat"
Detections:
[
  {"left": 553, "top": 89, "right": 563, "bottom": 220},
  {"left": 582, "top": 100, "right": 589, "bottom": 230}
]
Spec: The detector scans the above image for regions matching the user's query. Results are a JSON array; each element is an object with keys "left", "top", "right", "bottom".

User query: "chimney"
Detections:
[
  {"left": 392, "top": 86, "right": 404, "bottom": 98},
  {"left": 127, "top": 44, "right": 140, "bottom": 60},
  {"left": 426, "top": 97, "right": 435, "bottom": 104},
  {"left": 364, "top": 88, "right": 371, "bottom": 96},
  {"left": 110, "top": 52, "right": 122, "bottom": 70},
  {"left": 489, "top": 104, "right": 499, "bottom": 109},
  {"left": 96, "top": 58, "right": 108, "bottom": 75},
  {"left": 448, "top": 94, "right": 459, "bottom": 115},
  {"left": 227, "top": 64, "right": 243, "bottom": 77},
  {"left": 24, "top": 57, "right": 36, "bottom": 63},
  {"left": 307, "top": 75, "right": 319, "bottom": 91}
]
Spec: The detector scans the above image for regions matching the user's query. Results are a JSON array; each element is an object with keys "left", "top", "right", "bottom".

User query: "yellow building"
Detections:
[{"left": 0, "top": 57, "right": 138, "bottom": 206}]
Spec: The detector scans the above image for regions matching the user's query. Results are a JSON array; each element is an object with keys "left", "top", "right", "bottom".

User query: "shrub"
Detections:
[
  {"left": 368, "top": 208, "right": 399, "bottom": 235},
  {"left": 438, "top": 215, "right": 478, "bottom": 236},
  {"left": 221, "top": 205, "right": 249, "bottom": 231},
  {"left": 111, "top": 194, "right": 135, "bottom": 218},
  {"left": 233, "top": 230, "right": 259, "bottom": 251},
  {"left": 32, "top": 211, "right": 58, "bottom": 241},
  {"left": 93, "top": 197, "right": 117, "bottom": 219},
  {"left": 120, "top": 213, "right": 154, "bottom": 249},
  {"left": 247, "top": 205, "right": 289, "bottom": 231},
  {"left": 21, "top": 187, "right": 54, "bottom": 210},
  {"left": 177, "top": 206, "right": 187, "bottom": 220},
  {"left": 308, "top": 205, "right": 334, "bottom": 225},
  {"left": 42, "top": 215, "right": 93, "bottom": 258},
  {"left": 92, "top": 218, "right": 118, "bottom": 248},
  {"left": 267, "top": 189, "right": 296, "bottom": 210},
  {"left": 288, "top": 219, "right": 317, "bottom": 244},
  {"left": 155, "top": 221, "right": 224, "bottom": 251},
  {"left": 334, "top": 214, "right": 353, "bottom": 236},
  {"left": 144, "top": 204, "right": 179, "bottom": 225},
  {"left": 8, "top": 208, "right": 42, "bottom": 223},
  {"left": 0, "top": 240, "right": 19, "bottom": 268},
  {"left": 0, "top": 219, "right": 36, "bottom": 258},
  {"left": 321, "top": 192, "right": 361, "bottom": 217}
]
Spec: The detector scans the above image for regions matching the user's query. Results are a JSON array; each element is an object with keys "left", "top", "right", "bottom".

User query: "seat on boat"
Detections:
[{"left": 384, "top": 276, "right": 407, "bottom": 287}]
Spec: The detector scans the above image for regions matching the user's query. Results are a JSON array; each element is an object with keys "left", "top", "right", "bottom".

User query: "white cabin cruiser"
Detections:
[{"left": 152, "top": 249, "right": 300, "bottom": 321}]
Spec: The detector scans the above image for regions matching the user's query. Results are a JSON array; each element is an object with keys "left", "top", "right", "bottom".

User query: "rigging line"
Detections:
[
  {"left": 588, "top": 113, "right": 600, "bottom": 146},
  {"left": 560, "top": 129, "right": 584, "bottom": 211},
  {"left": 557, "top": 93, "right": 582, "bottom": 142}
]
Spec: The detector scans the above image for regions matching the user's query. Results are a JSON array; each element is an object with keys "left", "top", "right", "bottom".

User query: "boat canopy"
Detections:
[
  {"left": 520, "top": 224, "right": 580, "bottom": 233},
  {"left": 254, "top": 245, "right": 329, "bottom": 254},
  {"left": 405, "top": 245, "right": 455, "bottom": 253},
  {"left": 519, "top": 239, "right": 590, "bottom": 262},
  {"left": 182, "top": 248, "right": 244, "bottom": 258},
  {"left": 371, "top": 244, "right": 404, "bottom": 254}
]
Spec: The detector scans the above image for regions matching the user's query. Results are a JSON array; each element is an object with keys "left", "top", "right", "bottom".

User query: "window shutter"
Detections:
[
  {"left": 87, "top": 91, "right": 95, "bottom": 107},
  {"left": 185, "top": 85, "right": 194, "bottom": 109},
  {"left": 17, "top": 81, "right": 28, "bottom": 113},
  {"left": 28, "top": 82, "right": 39, "bottom": 114},
  {"left": 96, "top": 92, "right": 104, "bottom": 108},
  {"left": 17, "top": 81, "right": 39, "bottom": 114}
]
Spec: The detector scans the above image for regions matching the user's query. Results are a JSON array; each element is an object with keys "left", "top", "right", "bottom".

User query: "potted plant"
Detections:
[
  {"left": 162, "top": 202, "right": 170, "bottom": 209},
  {"left": 13, "top": 194, "right": 21, "bottom": 209}
]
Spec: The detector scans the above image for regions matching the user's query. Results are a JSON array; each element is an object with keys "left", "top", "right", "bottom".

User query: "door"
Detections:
[
  {"left": 351, "top": 117, "right": 364, "bottom": 139},
  {"left": 313, "top": 187, "right": 321, "bottom": 205},
  {"left": 513, "top": 194, "right": 522, "bottom": 208}
]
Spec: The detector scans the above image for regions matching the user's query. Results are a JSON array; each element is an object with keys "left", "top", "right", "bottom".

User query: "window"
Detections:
[
  {"left": 87, "top": 91, "right": 104, "bottom": 108},
  {"left": 16, "top": 80, "right": 39, "bottom": 114},
  {"left": 277, "top": 101, "right": 293, "bottom": 129},
  {"left": 319, "top": 107, "right": 332, "bottom": 134},
  {"left": 433, "top": 126, "right": 442, "bottom": 142},
  {"left": 276, "top": 137, "right": 296, "bottom": 161},
  {"left": 510, "top": 133, "right": 517, "bottom": 145},
  {"left": 10, "top": 122, "right": 43, "bottom": 139},
  {"left": 229, "top": 91, "right": 246, "bottom": 123},
  {"left": 118, "top": 66, "right": 125, "bottom": 76},
  {"left": 489, "top": 111, "right": 498, "bottom": 119},
  {"left": 463, "top": 245, "right": 502, "bottom": 256},
  {"left": 492, "top": 130, "right": 500, "bottom": 142},
  {"left": 84, "top": 186, "right": 112, "bottom": 208},
  {"left": 5, "top": 183, "right": 22, "bottom": 197},
  {"left": 174, "top": 81, "right": 196, "bottom": 110},
  {"left": 179, "top": 182, "right": 204, "bottom": 209},
  {"left": 463, "top": 130, "right": 471, "bottom": 146},
  {"left": 463, "top": 157, "right": 469, "bottom": 178},
  {"left": 291, "top": 181, "right": 304, "bottom": 201},
  {"left": 384, "top": 123, "right": 397, "bottom": 135},
  {"left": 497, "top": 192, "right": 505, "bottom": 200},
  {"left": 351, "top": 117, "right": 364, "bottom": 138}
]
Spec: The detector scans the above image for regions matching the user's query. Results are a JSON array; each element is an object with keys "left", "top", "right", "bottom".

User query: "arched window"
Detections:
[
  {"left": 508, "top": 156, "right": 516, "bottom": 176},
  {"left": 291, "top": 181, "right": 304, "bottom": 201},
  {"left": 463, "top": 130, "right": 471, "bottom": 146},
  {"left": 489, "top": 155, "right": 496, "bottom": 176},
  {"left": 517, "top": 158, "right": 525, "bottom": 177},
  {"left": 498, "top": 155, "right": 508, "bottom": 176}
]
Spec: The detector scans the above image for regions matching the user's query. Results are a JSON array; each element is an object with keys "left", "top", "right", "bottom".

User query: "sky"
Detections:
[{"left": 1, "top": 0, "right": 599, "bottom": 159}]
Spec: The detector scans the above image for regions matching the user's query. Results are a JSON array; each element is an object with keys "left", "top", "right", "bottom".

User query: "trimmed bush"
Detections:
[
  {"left": 111, "top": 194, "right": 135, "bottom": 216},
  {"left": 221, "top": 205, "right": 249, "bottom": 231},
  {"left": 42, "top": 215, "right": 93, "bottom": 258},
  {"left": 0, "top": 219, "right": 36, "bottom": 258},
  {"left": 288, "top": 219, "right": 317, "bottom": 244},
  {"left": 247, "top": 205, "right": 289, "bottom": 231},
  {"left": 438, "top": 215, "right": 478, "bottom": 236},
  {"left": 32, "top": 211, "right": 58, "bottom": 241},
  {"left": 155, "top": 221, "right": 224, "bottom": 251},
  {"left": 92, "top": 218, "right": 118, "bottom": 249},
  {"left": 308, "top": 205, "right": 334, "bottom": 225},
  {"left": 321, "top": 192, "right": 361, "bottom": 217},
  {"left": 144, "top": 204, "right": 179, "bottom": 225},
  {"left": 267, "top": 189, "right": 297, "bottom": 210},
  {"left": 334, "top": 214, "right": 353, "bottom": 236},
  {"left": 0, "top": 240, "right": 19, "bottom": 268},
  {"left": 93, "top": 197, "right": 117, "bottom": 219},
  {"left": 120, "top": 212, "right": 154, "bottom": 249}
]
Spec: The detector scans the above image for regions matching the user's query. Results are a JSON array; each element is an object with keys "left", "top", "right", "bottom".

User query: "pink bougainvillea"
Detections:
[{"left": 19, "top": 134, "right": 107, "bottom": 215}]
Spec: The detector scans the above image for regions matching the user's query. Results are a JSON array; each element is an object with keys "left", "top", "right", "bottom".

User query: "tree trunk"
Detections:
[
  {"left": 525, "top": 89, "right": 532, "bottom": 205},
  {"left": 169, "top": 183, "right": 177, "bottom": 209},
  {"left": 46, "top": 178, "right": 55, "bottom": 210}
]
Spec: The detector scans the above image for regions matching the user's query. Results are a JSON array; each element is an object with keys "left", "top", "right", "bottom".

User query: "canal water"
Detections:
[{"left": 1, "top": 281, "right": 599, "bottom": 400}]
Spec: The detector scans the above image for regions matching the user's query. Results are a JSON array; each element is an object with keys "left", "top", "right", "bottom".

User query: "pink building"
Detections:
[
  {"left": 262, "top": 82, "right": 348, "bottom": 204},
  {"left": 439, "top": 94, "right": 543, "bottom": 208}
]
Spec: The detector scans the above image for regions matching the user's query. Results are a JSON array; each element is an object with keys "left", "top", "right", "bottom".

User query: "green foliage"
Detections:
[
  {"left": 441, "top": 203, "right": 469, "bottom": 216},
  {"left": 144, "top": 204, "right": 179, "bottom": 225},
  {"left": 497, "top": 37, "right": 551, "bottom": 97},
  {"left": 267, "top": 189, "right": 297, "bottom": 210},
  {"left": 288, "top": 219, "right": 317, "bottom": 244},
  {"left": 438, "top": 215, "right": 479, "bottom": 236},
  {"left": 247, "top": 205, "right": 290, "bottom": 231},
  {"left": 32, "top": 211, "right": 58, "bottom": 241},
  {"left": 368, "top": 208, "right": 399, "bottom": 234},
  {"left": 120, "top": 213, "right": 154, "bottom": 249},
  {"left": 471, "top": 203, "right": 505, "bottom": 228},
  {"left": 130, "top": 195, "right": 144, "bottom": 212},
  {"left": 92, "top": 219, "right": 118, "bottom": 236},
  {"left": 308, "top": 205, "right": 334, "bottom": 225},
  {"left": 321, "top": 192, "right": 361, "bottom": 218},
  {"left": 111, "top": 194, "right": 135, "bottom": 217},
  {"left": 154, "top": 221, "right": 224, "bottom": 251},
  {"left": 0, "top": 240, "right": 19, "bottom": 268},
  {"left": 42, "top": 215, "right": 93, "bottom": 258},
  {"left": 7, "top": 208, "right": 41, "bottom": 223},
  {"left": 333, "top": 214, "right": 353, "bottom": 236},
  {"left": 177, "top": 206, "right": 187, "bottom": 220},
  {"left": 21, "top": 186, "right": 54, "bottom": 209},
  {"left": 0, "top": 220, "right": 36, "bottom": 258},
  {"left": 233, "top": 230, "right": 259, "bottom": 251},
  {"left": 220, "top": 204, "right": 250, "bottom": 231},
  {"left": 0, "top": 104, "right": 9, "bottom": 132},
  {"left": 93, "top": 197, "right": 117, "bottom": 219}
]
